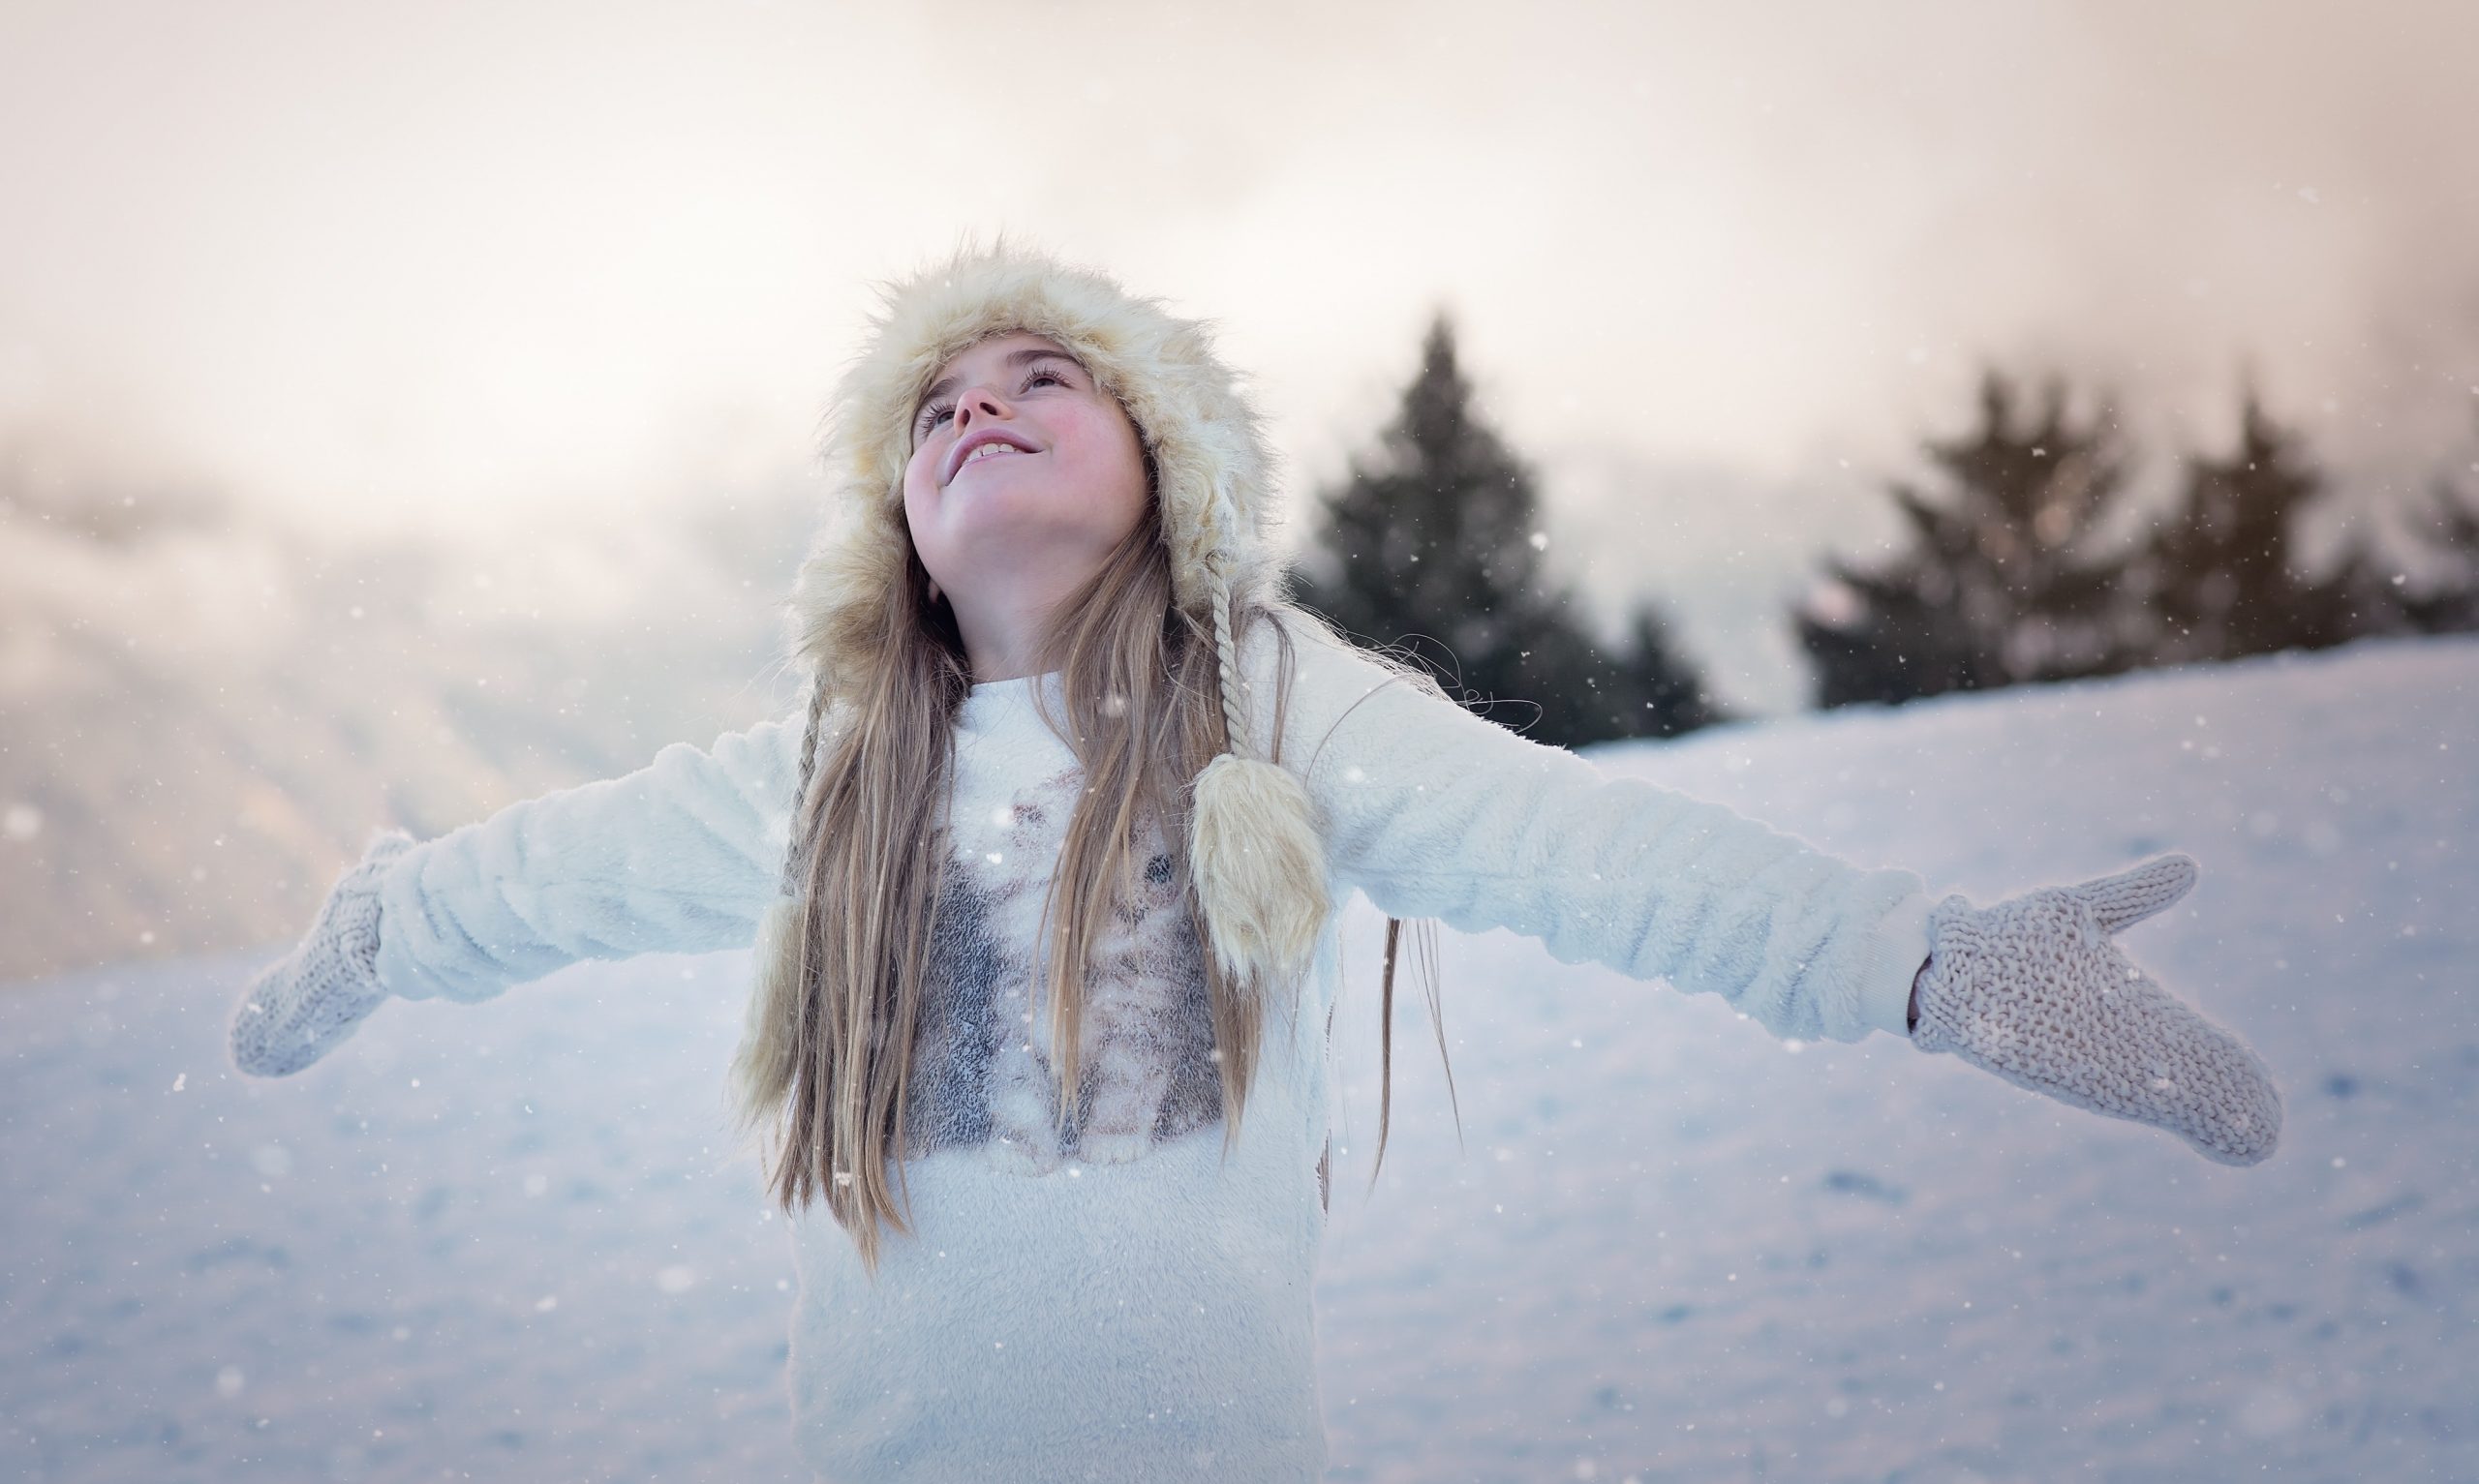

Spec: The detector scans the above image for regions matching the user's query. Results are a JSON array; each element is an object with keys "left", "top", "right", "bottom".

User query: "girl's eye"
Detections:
[{"left": 914, "top": 363, "right": 1076, "bottom": 439}]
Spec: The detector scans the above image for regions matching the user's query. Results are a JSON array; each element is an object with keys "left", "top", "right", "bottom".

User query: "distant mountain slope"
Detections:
[{"left": 1, "top": 476, "right": 812, "bottom": 984}]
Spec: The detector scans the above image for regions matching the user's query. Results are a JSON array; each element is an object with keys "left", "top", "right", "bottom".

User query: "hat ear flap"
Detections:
[
  {"left": 1189, "top": 751, "right": 1327, "bottom": 984},
  {"left": 1188, "top": 576, "right": 1328, "bottom": 985}
]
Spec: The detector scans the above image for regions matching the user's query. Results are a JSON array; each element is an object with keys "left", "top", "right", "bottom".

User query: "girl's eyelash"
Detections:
[{"left": 915, "top": 363, "right": 1075, "bottom": 435}]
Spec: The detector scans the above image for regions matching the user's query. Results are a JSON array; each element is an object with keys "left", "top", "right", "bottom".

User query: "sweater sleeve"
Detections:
[
  {"left": 369, "top": 706, "right": 809, "bottom": 1003},
  {"left": 1257, "top": 618, "right": 1929, "bottom": 1043}
]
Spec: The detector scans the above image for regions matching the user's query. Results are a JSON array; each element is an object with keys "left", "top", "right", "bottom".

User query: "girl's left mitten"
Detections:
[
  {"left": 1909, "top": 854, "right": 2281, "bottom": 1166},
  {"left": 228, "top": 829, "right": 416, "bottom": 1078}
]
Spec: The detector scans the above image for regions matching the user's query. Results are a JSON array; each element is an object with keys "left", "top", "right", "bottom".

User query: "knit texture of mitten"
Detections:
[
  {"left": 1910, "top": 854, "right": 2281, "bottom": 1166},
  {"left": 229, "top": 830, "right": 416, "bottom": 1078}
]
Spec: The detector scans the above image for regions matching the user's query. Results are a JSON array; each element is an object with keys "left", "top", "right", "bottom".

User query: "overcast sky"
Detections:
[{"left": 5, "top": 0, "right": 2475, "bottom": 709}]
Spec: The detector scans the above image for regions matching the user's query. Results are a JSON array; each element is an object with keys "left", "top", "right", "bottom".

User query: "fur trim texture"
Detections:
[
  {"left": 1187, "top": 751, "right": 1330, "bottom": 985},
  {"left": 792, "top": 241, "right": 1284, "bottom": 699}
]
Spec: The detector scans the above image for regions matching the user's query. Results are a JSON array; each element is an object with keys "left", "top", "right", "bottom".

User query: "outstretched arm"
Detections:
[
  {"left": 1257, "top": 616, "right": 1930, "bottom": 1045},
  {"left": 229, "top": 707, "right": 805, "bottom": 1078},
  {"left": 1249, "top": 617, "right": 2280, "bottom": 1165},
  {"left": 371, "top": 706, "right": 809, "bottom": 1003}
]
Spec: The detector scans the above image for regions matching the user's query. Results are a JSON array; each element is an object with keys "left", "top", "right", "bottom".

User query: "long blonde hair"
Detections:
[{"left": 742, "top": 471, "right": 1352, "bottom": 1267}]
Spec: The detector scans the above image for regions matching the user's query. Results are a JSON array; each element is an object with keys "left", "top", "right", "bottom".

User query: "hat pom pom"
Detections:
[
  {"left": 1188, "top": 753, "right": 1328, "bottom": 984},
  {"left": 729, "top": 893, "right": 810, "bottom": 1136}
]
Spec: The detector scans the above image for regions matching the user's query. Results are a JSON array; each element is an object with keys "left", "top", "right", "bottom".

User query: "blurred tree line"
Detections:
[
  {"left": 1792, "top": 371, "right": 2477, "bottom": 708},
  {"left": 1292, "top": 313, "right": 2479, "bottom": 743}
]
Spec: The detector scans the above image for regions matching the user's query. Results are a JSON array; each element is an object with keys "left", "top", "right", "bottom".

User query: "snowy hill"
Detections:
[{"left": 4, "top": 633, "right": 2473, "bottom": 1483}]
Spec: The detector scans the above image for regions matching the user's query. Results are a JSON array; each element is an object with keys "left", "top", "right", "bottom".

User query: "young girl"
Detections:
[{"left": 228, "top": 243, "right": 2283, "bottom": 1482}]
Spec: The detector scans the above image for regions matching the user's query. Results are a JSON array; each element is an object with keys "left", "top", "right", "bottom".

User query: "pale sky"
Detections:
[{"left": 5, "top": 0, "right": 2475, "bottom": 708}]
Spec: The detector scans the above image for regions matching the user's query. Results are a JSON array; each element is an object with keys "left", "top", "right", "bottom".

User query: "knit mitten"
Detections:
[
  {"left": 228, "top": 829, "right": 415, "bottom": 1078},
  {"left": 1909, "top": 854, "right": 2280, "bottom": 1166}
]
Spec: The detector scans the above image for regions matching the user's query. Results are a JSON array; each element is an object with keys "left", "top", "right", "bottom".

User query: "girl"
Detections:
[{"left": 229, "top": 243, "right": 2282, "bottom": 1482}]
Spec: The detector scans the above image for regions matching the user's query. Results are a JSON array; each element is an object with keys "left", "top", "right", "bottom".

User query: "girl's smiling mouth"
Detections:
[{"left": 943, "top": 429, "right": 1041, "bottom": 484}]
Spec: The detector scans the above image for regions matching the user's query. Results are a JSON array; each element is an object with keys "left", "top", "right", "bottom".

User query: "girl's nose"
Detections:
[{"left": 952, "top": 383, "right": 1009, "bottom": 433}]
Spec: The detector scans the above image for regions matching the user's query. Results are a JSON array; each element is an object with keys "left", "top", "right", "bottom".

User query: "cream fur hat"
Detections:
[{"left": 741, "top": 242, "right": 1329, "bottom": 1087}]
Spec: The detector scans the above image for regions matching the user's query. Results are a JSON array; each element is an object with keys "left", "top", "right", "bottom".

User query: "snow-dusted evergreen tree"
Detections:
[
  {"left": 1291, "top": 314, "right": 1725, "bottom": 744},
  {"left": 2139, "top": 390, "right": 2396, "bottom": 661},
  {"left": 1794, "top": 370, "right": 2146, "bottom": 709}
]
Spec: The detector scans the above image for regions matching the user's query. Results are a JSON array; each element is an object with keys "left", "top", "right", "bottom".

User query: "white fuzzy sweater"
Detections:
[{"left": 367, "top": 618, "right": 1932, "bottom": 1483}]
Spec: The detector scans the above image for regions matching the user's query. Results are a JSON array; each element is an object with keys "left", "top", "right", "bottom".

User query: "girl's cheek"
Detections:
[{"left": 903, "top": 448, "right": 941, "bottom": 502}]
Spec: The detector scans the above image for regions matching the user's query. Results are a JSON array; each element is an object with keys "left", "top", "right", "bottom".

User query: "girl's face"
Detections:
[{"left": 903, "top": 331, "right": 1151, "bottom": 609}]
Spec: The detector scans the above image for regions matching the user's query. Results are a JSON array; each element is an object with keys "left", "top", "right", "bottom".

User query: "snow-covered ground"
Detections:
[{"left": 6, "top": 634, "right": 2473, "bottom": 1484}]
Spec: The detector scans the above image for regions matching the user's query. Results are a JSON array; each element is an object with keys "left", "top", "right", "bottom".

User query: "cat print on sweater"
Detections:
[{"left": 904, "top": 766, "right": 1222, "bottom": 1176}]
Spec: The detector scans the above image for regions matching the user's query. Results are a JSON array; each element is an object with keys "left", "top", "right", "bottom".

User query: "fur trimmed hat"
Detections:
[{"left": 737, "top": 243, "right": 1330, "bottom": 1119}]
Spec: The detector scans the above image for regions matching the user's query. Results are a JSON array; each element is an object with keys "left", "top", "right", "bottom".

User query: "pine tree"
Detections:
[
  {"left": 1794, "top": 370, "right": 2146, "bottom": 708},
  {"left": 2141, "top": 390, "right": 2395, "bottom": 661},
  {"left": 1510, "top": 596, "right": 1727, "bottom": 742},
  {"left": 1292, "top": 314, "right": 1726, "bottom": 745},
  {"left": 1618, "top": 605, "right": 1728, "bottom": 738}
]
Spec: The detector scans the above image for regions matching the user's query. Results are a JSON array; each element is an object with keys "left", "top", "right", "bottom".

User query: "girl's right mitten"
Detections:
[
  {"left": 228, "top": 829, "right": 415, "bottom": 1078},
  {"left": 1909, "top": 854, "right": 2281, "bottom": 1166}
]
